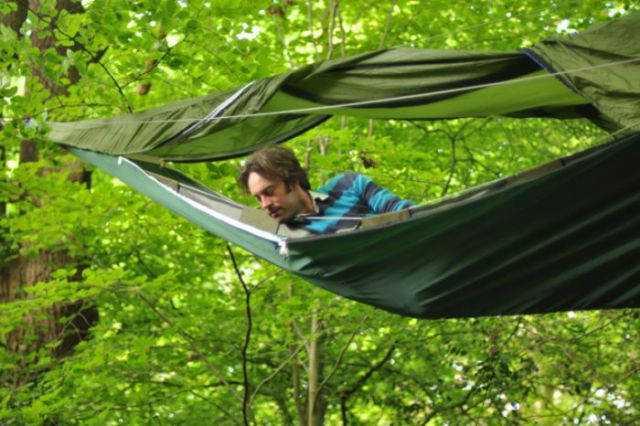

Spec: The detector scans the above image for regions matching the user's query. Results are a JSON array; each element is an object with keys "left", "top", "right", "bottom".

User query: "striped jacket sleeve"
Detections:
[{"left": 353, "top": 173, "right": 413, "bottom": 213}]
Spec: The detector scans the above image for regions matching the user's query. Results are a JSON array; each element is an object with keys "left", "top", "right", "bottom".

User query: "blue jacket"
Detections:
[{"left": 300, "top": 173, "right": 413, "bottom": 234}]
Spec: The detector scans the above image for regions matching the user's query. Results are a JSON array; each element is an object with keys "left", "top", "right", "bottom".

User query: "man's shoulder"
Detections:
[
  {"left": 336, "top": 172, "right": 365, "bottom": 180},
  {"left": 319, "top": 172, "right": 365, "bottom": 191}
]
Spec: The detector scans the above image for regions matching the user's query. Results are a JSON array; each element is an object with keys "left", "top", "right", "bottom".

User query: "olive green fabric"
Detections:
[
  {"left": 50, "top": 13, "right": 640, "bottom": 161},
  {"left": 527, "top": 12, "right": 640, "bottom": 133},
  {"left": 51, "top": 78, "right": 328, "bottom": 162},
  {"left": 51, "top": 52, "right": 587, "bottom": 162}
]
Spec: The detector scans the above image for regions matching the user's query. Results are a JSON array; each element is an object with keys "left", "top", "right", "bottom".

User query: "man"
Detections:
[{"left": 237, "top": 146, "right": 413, "bottom": 234}]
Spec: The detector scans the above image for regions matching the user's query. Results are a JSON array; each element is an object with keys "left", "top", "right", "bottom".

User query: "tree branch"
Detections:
[
  {"left": 226, "top": 243, "right": 252, "bottom": 426},
  {"left": 27, "top": 6, "right": 133, "bottom": 112},
  {"left": 307, "top": 0, "right": 321, "bottom": 62},
  {"left": 190, "top": 389, "right": 244, "bottom": 426},
  {"left": 326, "top": 0, "right": 339, "bottom": 60},
  {"left": 249, "top": 342, "right": 305, "bottom": 405},
  {"left": 271, "top": 13, "right": 295, "bottom": 69},
  {"left": 379, "top": 0, "right": 397, "bottom": 49},
  {"left": 134, "top": 289, "right": 242, "bottom": 404},
  {"left": 313, "top": 316, "right": 369, "bottom": 410},
  {"left": 341, "top": 342, "right": 396, "bottom": 399},
  {"left": 409, "top": 122, "right": 453, "bottom": 140},
  {"left": 441, "top": 138, "right": 457, "bottom": 197}
]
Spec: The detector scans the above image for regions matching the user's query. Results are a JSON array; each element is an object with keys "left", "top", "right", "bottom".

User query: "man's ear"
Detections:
[
  {"left": 285, "top": 181, "right": 300, "bottom": 193},
  {"left": 292, "top": 181, "right": 309, "bottom": 194}
]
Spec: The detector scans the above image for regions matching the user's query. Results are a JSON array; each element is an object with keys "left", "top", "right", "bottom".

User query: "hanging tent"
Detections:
[{"left": 50, "top": 13, "right": 640, "bottom": 318}]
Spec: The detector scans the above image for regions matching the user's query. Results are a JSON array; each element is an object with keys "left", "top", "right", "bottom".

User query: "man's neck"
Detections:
[{"left": 299, "top": 189, "right": 316, "bottom": 215}]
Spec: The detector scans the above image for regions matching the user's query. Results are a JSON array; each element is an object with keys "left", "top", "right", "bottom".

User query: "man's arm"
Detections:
[{"left": 352, "top": 173, "right": 413, "bottom": 213}]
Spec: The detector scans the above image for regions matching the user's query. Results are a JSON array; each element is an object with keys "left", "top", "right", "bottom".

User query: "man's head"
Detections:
[{"left": 238, "top": 146, "right": 313, "bottom": 223}]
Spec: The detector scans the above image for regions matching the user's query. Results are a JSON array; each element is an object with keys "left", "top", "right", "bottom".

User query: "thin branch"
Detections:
[
  {"left": 133, "top": 249, "right": 158, "bottom": 278},
  {"left": 288, "top": 284, "right": 305, "bottom": 425},
  {"left": 526, "top": 310, "right": 636, "bottom": 347},
  {"left": 497, "top": 317, "right": 524, "bottom": 352},
  {"left": 249, "top": 342, "right": 305, "bottom": 405},
  {"left": 441, "top": 138, "right": 457, "bottom": 197},
  {"left": 453, "top": 116, "right": 493, "bottom": 141},
  {"left": 134, "top": 290, "right": 242, "bottom": 404},
  {"left": 250, "top": 270, "right": 284, "bottom": 292},
  {"left": 307, "top": 0, "right": 321, "bottom": 62},
  {"left": 179, "top": 39, "right": 244, "bottom": 85},
  {"left": 292, "top": 318, "right": 311, "bottom": 354},
  {"left": 226, "top": 243, "right": 252, "bottom": 426},
  {"left": 341, "top": 342, "right": 396, "bottom": 399},
  {"left": 379, "top": 0, "right": 397, "bottom": 49},
  {"left": 338, "top": 342, "right": 398, "bottom": 425},
  {"left": 340, "top": 397, "right": 349, "bottom": 425},
  {"left": 312, "top": 317, "right": 368, "bottom": 411},
  {"left": 337, "top": 2, "right": 346, "bottom": 58},
  {"left": 458, "top": 142, "right": 502, "bottom": 178},
  {"left": 27, "top": 6, "right": 133, "bottom": 112},
  {"left": 190, "top": 389, "right": 244, "bottom": 426},
  {"left": 409, "top": 122, "right": 453, "bottom": 140},
  {"left": 121, "top": 48, "right": 173, "bottom": 89},
  {"left": 326, "top": 0, "right": 339, "bottom": 60},
  {"left": 272, "top": 14, "right": 295, "bottom": 69}
]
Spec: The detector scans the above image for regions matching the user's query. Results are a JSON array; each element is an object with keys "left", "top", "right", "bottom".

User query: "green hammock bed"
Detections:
[{"left": 51, "top": 13, "right": 640, "bottom": 318}]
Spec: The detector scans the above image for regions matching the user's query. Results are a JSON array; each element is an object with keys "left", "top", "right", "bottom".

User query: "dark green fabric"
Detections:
[
  {"left": 527, "top": 12, "right": 640, "bottom": 133},
  {"left": 263, "top": 70, "right": 584, "bottom": 120},
  {"left": 71, "top": 132, "right": 640, "bottom": 318},
  {"left": 284, "top": 132, "right": 640, "bottom": 318}
]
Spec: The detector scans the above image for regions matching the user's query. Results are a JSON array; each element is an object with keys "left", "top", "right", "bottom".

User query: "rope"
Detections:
[
  {"left": 599, "top": 120, "right": 640, "bottom": 141},
  {"left": 51, "top": 57, "right": 640, "bottom": 127},
  {"left": 304, "top": 120, "right": 640, "bottom": 199}
]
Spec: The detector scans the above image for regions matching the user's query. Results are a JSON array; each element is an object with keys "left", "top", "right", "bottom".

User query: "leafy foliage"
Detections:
[{"left": 1, "top": 0, "right": 639, "bottom": 424}]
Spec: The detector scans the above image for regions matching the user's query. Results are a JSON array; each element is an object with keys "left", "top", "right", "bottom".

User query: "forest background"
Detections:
[{"left": 1, "top": 0, "right": 639, "bottom": 424}]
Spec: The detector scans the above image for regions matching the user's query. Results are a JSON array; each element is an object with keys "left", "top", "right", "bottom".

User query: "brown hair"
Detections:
[{"left": 238, "top": 146, "right": 310, "bottom": 192}]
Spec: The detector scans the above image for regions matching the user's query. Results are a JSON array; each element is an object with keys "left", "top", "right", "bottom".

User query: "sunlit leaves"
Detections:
[{"left": 1, "top": 0, "right": 639, "bottom": 424}]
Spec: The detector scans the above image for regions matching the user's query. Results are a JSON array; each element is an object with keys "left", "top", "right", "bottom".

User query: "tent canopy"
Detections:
[{"left": 50, "top": 13, "right": 640, "bottom": 162}]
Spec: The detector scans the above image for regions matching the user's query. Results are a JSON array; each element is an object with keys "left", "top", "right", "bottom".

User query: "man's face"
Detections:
[{"left": 247, "top": 172, "right": 307, "bottom": 223}]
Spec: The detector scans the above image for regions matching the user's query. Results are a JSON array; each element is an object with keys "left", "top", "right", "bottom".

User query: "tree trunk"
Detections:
[
  {"left": 0, "top": 254, "right": 97, "bottom": 358},
  {"left": 29, "top": 0, "right": 84, "bottom": 94},
  {"left": 307, "top": 309, "right": 325, "bottom": 425},
  {"left": 305, "top": 129, "right": 330, "bottom": 425},
  {"left": 1, "top": 144, "right": 97, "bottom": 388},
  {"left": 1, "top": 145, "right": 6, "bottom": 227},
  {"left": 0, "top": 0, "right": 97, "bottom": 389},
  {"left": 1, "top": 0, "right": 27, "bottom": 34},
  {"left": 289, "top": 284, "right": 306, "bottom": 426}
]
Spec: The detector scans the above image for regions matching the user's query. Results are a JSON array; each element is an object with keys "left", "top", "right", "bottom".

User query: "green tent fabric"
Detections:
[
  {"left": 49, "top": 13, "right": 640, "bottom": 162},
  {"left": 528, "top": 12, "right": 640, "bottom": 132},
  {"left": 51, "top": 58, "right": 586, "bottom": 162},
  {"left": 49, "top": 14, "right": 640, "bottom": 318},
  {"left": 70, "top": 132, "right": 640, "bottom": 318},
  {"left": 289, "top": 134, "right": 640, "bottom": 318}
]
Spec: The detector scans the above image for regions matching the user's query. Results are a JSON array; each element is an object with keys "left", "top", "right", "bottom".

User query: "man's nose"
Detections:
[{"left": 260, "top": 196, "right": 272, "bottom": 210}]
